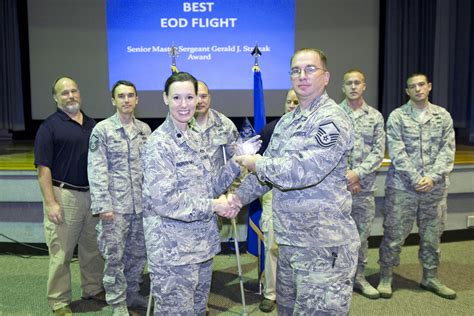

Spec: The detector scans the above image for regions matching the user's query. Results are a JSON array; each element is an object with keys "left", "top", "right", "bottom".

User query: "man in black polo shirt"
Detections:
[{"left": 34, "top": 76, "right": 105, "bottom": 316}]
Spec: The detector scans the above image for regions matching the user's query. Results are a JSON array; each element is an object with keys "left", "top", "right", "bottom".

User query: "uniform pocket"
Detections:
[
  {"left": 292, "top": 245, "right": 353, "bottom": 273},
  {"left": 323, "top": 277, "right": 353, "bottom": 313}
]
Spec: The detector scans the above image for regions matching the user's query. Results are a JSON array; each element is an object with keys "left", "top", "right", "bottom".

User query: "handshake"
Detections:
[{"left": 212, "top": 194, "right": 243, "bottom": 219}]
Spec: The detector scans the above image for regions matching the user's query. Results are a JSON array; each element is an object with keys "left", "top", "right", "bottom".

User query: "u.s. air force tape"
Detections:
[{"left": 316, "top": 121, "right": 340, "bottom": 148}]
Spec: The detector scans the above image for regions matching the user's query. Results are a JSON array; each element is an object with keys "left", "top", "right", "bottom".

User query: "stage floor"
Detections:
[
  {"left": 2, "top": 140, "right": 474, "bottom": 170},
  {"left": 0, "top": 140, "right": 37, "bottom": 170}
]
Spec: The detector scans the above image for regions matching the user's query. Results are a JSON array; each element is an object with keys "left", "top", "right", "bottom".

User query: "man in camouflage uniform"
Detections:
[
  {"left": 378, "top": 73, "right": 456, "bottom": 300},
  {"left": 88, "top": 80, "right": 151, "bottom": 315},
  {"left": 194, "top": 80, "right": 240, "bottom": 171},
  {"left": 231, "top": 49, "right": 360, "bottom": 315},
  {"left": 339, "top": 69, "right": 385, "bottom": 299},
  {"left": 142, "top": 72, "right": 241, "bottom": 315},
  {"left": 194, "top": 80, "right": 241, "bottom": 241}
]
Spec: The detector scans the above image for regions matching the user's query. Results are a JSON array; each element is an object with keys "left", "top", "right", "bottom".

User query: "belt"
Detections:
[{"left": 52, "top": 180, "right": 89, "bottom": 192}]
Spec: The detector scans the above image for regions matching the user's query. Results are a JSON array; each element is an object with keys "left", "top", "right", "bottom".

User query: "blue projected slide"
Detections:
[{"left": 106, "top": 0, "right": 294, "bottom": 91}]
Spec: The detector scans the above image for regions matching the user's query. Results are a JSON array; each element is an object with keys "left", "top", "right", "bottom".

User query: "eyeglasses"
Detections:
[{"left": 289, "top": 65, "right": 326, "bottom": 78}]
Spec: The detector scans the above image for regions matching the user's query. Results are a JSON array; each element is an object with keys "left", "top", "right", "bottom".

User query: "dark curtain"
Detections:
[
  {"left": 381, "top": 0, "right": 474, "bottom": 142},
  {"left": 381, "top": 0, "right": 437, "bottom": 118},
  {"left": 469, "top": 2, "right": 474, "bottom": 142},
  {"left": 0, "top": 0, "right": 25, "bottom": 131}
]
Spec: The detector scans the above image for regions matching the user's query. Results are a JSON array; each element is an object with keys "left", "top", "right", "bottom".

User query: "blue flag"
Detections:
[
  {"left": 246, "top": 67, "right": 265, "bottom": 273},
  {"left": 253, "top": 69, "right": 266, "bottom": 133},
  {"left": 239, "top": 117, "right": 256, "bottom": 140}
]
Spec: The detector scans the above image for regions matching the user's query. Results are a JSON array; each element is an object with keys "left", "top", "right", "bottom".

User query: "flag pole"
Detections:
[
  {"left": 169, "top": 43, "right": 179, "bottom": 73},
  {"left": 147, "top": 43, "right": 181, "bottom": 316},
  {"left": 223, "top": 147, "right": 248, "bottom": 316},
  {"left": 250, "top": 43, "right": 264, "bottom": 294},
  {"left": 251, "top": 43, "right": 262, "bottom": 71}
]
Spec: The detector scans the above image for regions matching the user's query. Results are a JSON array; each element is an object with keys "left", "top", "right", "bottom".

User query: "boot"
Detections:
[
  {"left": 420, "top": 268, "right": 456, "bottom": 299},
  {"left": 127, "top": 293, "right": 149, "bottom": 310},
  {"left": 259, "top": 297, "right": 277, "bottom": 313},
  {"left": 54, "top": 305, "right": 73, "bottom": 316},
  {"left": 377, "top": 266, "right": 393, "bottom": 298},
  {"left": 354, "top": 272, "right": 380, "bottom": 299},
  {"left": 112, "top": 302, "right": 129, "bottom": 316}
]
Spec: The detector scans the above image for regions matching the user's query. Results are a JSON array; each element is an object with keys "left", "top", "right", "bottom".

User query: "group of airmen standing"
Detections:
[
  {"left": 339, "top": 68, "right": 456, "bottom": 302},
  {"left": 34, "top": 47, "right": 456, "bottom": 316}
]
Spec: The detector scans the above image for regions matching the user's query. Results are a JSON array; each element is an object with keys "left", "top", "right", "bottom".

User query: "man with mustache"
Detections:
[{"left": 34, "top": 76, "right": 105, "bottom": 316}]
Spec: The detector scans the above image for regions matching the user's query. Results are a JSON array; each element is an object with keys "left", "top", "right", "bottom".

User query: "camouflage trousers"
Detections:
[
  {"left": 97, "top": 213, "right": 146, "bottom": 305},
  {"left": 149, "top": 259, "right": 213, "bottom": 316},
  {"left": 379, "top": 187, "right": 447, "bottom": 270},
  {"left": 276, "top": 242, "right": 359, "bottom": 315},
  {"left": 260, "top": 190, "right": 278, "bottom": 301},
  {"left": 439, "top": 194, "right": 448, "bottom": 238},
  {"left": 351, "top": 192, "right": 376, "bottom": 270}
]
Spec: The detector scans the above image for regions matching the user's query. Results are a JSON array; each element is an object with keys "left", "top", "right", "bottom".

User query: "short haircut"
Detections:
[
  {"left": 51, "top": 76, "right": 75, "bottom": 95},
  {"left": 291, "top": 48, "right": 328, "bottom": 69},
  {"left": 164, "top": 72, "right": 198, "bottom": 95},
  {"left": 343, "top": 69, "right": 366, "bottom": 82},
  {"left": 406, "top": 72, "right": 429, "bottom": 85},
  {"left": 111, "top": 80, "right": 138, "bottom": 98},
  {"left": 197, "top": 80, "right": 209, "bottom": 91}
]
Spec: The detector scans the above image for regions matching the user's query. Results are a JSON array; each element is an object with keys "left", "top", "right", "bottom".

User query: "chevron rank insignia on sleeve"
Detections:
[
  {"left": 89, "top": 134, "right": 99, "bottom": 152},
  {"left": 316, "top": 121, "right": 340, "bottom": 148}
]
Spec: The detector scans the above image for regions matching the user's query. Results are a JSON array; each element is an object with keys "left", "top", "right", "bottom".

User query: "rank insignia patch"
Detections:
[
  {"left": 89, "top": 134, "right": 99, "bottom": 152},
  {"left": 316, "top": 121, "right": 340, "bottom": 148}
]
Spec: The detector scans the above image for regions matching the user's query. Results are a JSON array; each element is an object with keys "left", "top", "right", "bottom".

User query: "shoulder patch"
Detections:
[
  {"left": 89, "top": 134, "right": 99, "bottom": 152},
  {"left": 316, "top": 121, "right": 340, "bottom": 148}
]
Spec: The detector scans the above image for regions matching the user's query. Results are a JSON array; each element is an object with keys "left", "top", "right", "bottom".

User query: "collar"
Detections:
[
  {"left": 163, "top": 115, "right": 199, "bottom": 146},
  {"left": 197, "top": 109, "right": 224, "bottom": 131},
  {"left": 56, "top": 108, "right": 85, "bottom": 121},
  {"left": 340, "top": 99, "right": 369, "bottom": 114},
  {"left": 405, "top": 100, "right": 434, "bottom": 121},
  {"left": 292, "top": 91, "right": 330, "bottom": 120},
  {"left": 56, "top": 109, "right": 93, "bottom": 127},
  {"left": 111, "top": 112, "right": 135, "bottom": 130}
]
